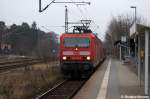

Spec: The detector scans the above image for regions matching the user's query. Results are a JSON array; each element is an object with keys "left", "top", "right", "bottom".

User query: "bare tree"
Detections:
[{"left": 104, "top": 13, "right": 146, "bottom": 57}]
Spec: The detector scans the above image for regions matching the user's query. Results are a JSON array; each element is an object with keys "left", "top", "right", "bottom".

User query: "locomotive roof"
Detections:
[{"left": 60, "top": 32, "right": 102, "bottom": 43}]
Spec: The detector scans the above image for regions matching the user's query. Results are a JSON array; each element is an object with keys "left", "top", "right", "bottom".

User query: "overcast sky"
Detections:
[{"left": 0, "top": 0, "right": 150, "bottom": 40}]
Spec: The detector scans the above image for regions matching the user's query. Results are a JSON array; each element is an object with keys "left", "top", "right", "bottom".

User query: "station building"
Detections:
[{"left": 130, "top": 23, "right": 150, "bottom": 95}]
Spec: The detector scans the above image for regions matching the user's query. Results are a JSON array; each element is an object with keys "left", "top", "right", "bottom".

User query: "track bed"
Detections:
[{"left": 36, "top": 80, "right": 86, "bottom": 99}]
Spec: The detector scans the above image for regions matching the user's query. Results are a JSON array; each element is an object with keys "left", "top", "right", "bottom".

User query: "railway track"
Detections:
[
  {"left": 36, "top": 80, "right": 86, "bottom": 99},
  {"left": 0, "top": 58, "right": 43, "bottom": 72}
]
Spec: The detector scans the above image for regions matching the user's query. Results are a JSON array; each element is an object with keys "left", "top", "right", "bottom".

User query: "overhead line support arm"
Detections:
[{"left": 39, "top": 0, "right": 90, "bottom": 13}]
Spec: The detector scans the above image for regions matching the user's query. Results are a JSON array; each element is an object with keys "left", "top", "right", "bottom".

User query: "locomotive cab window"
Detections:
[{"left": 63, "top": 37, "right": 90, "bottom": 47}]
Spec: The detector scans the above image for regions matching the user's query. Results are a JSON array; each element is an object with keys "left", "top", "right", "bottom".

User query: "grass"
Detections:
[{"left": 0, "top": 62, "right": 62, "bottom": 99}]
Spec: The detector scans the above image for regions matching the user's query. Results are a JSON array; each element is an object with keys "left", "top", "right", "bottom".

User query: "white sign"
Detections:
[
  {"left": 121, "top": 36, "right": 126, "bottom": 42},
  {"left": 130, "top": 23, "right": 137, "bottom": 37}
]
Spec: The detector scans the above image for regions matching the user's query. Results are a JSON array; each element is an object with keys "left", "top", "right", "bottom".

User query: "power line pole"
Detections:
[
  {"left": 39, "top": 0, "right": 91, "bottom": 33},
  {"left": 65, "top": 6, "right": 68, "bottom": 33}
]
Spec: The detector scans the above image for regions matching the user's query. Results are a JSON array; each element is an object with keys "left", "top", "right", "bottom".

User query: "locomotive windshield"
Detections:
[{"left": 63, "top": 37, "right": 90, "bottom": 47}]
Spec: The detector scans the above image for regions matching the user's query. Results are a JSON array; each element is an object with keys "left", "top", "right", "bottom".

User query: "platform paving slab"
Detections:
[
  {"left": 73, "top": 59, "right": 108, "bottom": 99},
  {"left": 73, "top": 58, "right": 148, "bottom": 99}
]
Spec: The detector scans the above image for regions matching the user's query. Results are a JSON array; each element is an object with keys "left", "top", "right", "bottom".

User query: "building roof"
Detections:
[{"left": 130, "top": 23, "right": 150, "bottom": 37}]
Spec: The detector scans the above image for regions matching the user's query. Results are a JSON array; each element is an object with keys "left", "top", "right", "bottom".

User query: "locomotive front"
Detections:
[{"left": 60, "top": 33, "right": 94, "bottom": 78}]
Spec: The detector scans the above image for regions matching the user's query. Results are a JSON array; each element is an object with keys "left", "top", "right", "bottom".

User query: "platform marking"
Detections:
[{"left": 97, "top": 59, "right": 111, "bottom": 99}]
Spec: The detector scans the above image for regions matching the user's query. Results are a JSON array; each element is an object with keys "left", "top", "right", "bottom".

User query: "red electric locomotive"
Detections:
[{"left": 60, "top": 26, "right": 105, "bottom": 78}]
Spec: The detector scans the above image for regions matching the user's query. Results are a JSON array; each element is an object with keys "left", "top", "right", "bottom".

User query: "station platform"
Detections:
[{"left": 73, "top": 58, "right": 149, "bottom": 99}]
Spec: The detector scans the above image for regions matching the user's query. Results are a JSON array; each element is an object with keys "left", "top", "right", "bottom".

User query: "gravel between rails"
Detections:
[{"left": 36, "top": 80, "right": 86, "bottom": 99}]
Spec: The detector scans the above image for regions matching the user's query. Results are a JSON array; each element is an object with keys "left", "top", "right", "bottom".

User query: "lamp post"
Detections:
[
  {"left": 130, "top": 6, "right": 137, "bottom": 59},
  {"left": 130, "top": 6, "right": 137, "bottom": 24},
  {"left": 131, "top": 6, "right": 142, "bottom": 90}
]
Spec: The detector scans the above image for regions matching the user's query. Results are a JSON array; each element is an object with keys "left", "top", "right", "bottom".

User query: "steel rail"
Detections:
[
  {"left": 36, "top": 80, "right": 67, "bottom": 99},
  {"left": 35, "top": 80, "right": 86, "bottom": 99},
  {"left": 0, "top": 59, "right": 43, "bottom": 72}
]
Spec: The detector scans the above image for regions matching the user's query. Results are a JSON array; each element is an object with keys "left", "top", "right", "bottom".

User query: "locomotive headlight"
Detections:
[
  {"left": 86, "top": 56, "right": 91, "bottom": 60},
  {"left": 62, "top": 56, "right": 67, "bottom": 60}
]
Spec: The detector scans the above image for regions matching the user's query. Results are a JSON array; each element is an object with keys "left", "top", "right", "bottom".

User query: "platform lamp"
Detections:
[
  {"left": 130, "top": 6, "right": 137, "bottom": 58},
  {"left": 130, "top": 6, "right": 137, "bottom": 24},
  {"left": 131, "top": 6, "right": 143, "bottom": 94}
]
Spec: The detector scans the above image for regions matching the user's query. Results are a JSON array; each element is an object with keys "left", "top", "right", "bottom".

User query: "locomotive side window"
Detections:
[{"left": 63, "top": 37, "right": 90, "bottom": 47}]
